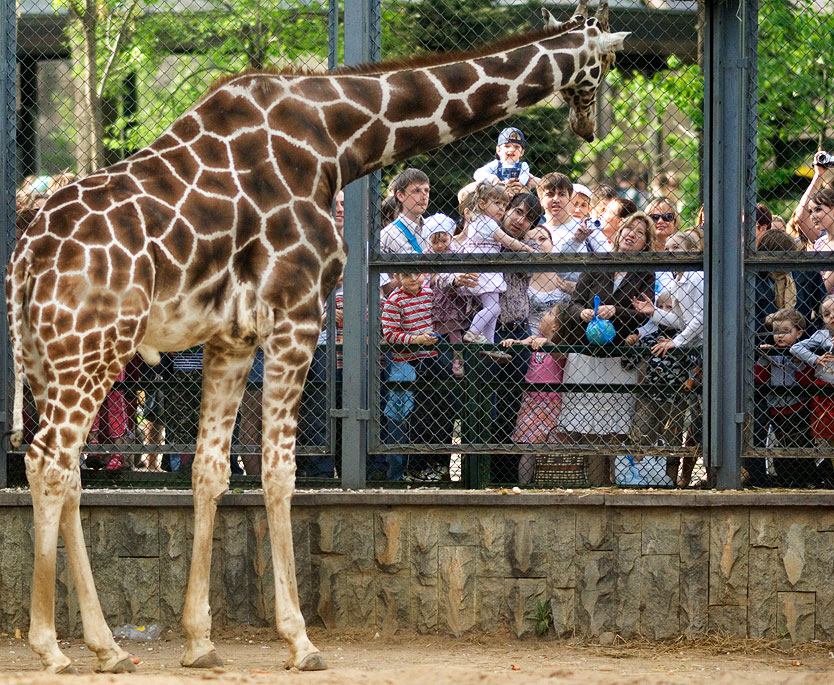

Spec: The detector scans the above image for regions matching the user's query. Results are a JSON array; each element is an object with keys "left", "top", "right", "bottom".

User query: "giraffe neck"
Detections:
[{"left": 329, "top": 26, "right": 595, "bottom": 184}]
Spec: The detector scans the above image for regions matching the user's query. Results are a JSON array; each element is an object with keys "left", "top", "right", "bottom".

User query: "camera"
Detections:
[
  {"left": 498, "top": 162, "right": 521, "bottom": 181},
  {"left": 585, "top": 218, "right": 601, "bottom": 230},
  {"left": 815, "top": 152, "right": 834, "bottom": 168}
]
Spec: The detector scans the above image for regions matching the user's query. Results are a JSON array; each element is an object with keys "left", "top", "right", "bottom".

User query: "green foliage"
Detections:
[
  {"left": 585, "top": 58, "right": 704, "bottom": 218},
  {"left": 757, "top": 0, "right": 834, "bottom": 202},
  {"left": 524, "top": 599, "right": 552, "bottom": 637}
]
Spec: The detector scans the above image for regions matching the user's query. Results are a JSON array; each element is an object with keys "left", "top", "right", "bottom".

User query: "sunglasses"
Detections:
[{"left": 650, "top": 212, "right": 675, "bottom": 222}]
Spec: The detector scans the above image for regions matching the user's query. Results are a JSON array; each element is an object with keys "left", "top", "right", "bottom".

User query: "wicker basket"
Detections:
[{"left": 533, "top": 454, "right": 587, "bottom": 488}]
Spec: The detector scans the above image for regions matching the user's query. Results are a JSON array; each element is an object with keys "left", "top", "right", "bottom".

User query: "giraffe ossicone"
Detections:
[{"left": 6, "top": 1, "right": 625, "bottom": 674}]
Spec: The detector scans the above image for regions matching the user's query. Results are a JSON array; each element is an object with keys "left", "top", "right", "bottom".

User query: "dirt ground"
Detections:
[{"left": 0, "top": 628, "right": 833, "bottom": 684}]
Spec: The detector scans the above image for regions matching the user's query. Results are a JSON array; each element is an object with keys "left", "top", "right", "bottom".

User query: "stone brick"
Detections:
[
  {"left": 475, "top": 577, "right": 504, "bottom": 633},
  {"left": 504, "top": 578, "right": 546, "bottom": 638},
  {"left": 816, "top": 585, "right": 834, "bottom": 641},
  {"left": 413, "top": 584, "right": 438, "bottom": 634},
  {"left": 439, "top": 546, "right": 475, "bottom": 636},
  {"left": 220, "top": 508, "right": 252, "bottom": 625},
  {"left": 329, "top": 570, "right": 375, "bottom": 628},
  {"left": 780, "top": 522, "right": 811, "bottom": 588},
  {"left": 612, "top": 507, "right": 641, "bottom": 534},
  {"left": 507, "top": 516, "right": 549, "bottom": 578},
  {"left": 747, "top": 547, "right": 777, "bottom": 638},
  {"left": 614, "top": 533, "right": 641, "bottom": 637},
  {"left": 680, "top": 511, "right": 709, "bottom": 637},
  {"left": 709, "top": 509, "right": 748, "bottom": 607},
  {"left": 376, "top": 573, "right": 411, "bottom": 633},
  {"left": 412, "top": 511, "right": 438, "bottom": 586},
  {"left": 375, "top": 510, "right": 408, "bottom": 572},
  {"left": 575, "top": 551, "right": 616, "bottom": 636},
  {"left": 476, "top": 512, "right": 509, "bottom": 578},
  {"left": 0, "top": 508, "right": 34, "bottom": 634},
  {"left": 158, "top": 508, "right": 192, "bottom": 630},
  {"left": 642, "top": 509, "right": 680, "bottom": 556},
  {"left": 292, "top": 511, "right": 312, "bottom": 624},
  {"left": 778, "top": 592, "right": 815, "bottom": 643},
  {"left": 750, "top": 511, "right": 779, "bottom": 548},
  {"left": 550, "top": 588, "right": 575, "bottom": 637},
  {"left": 312, "top": 511, "right": 374, "bottom": 572},
  {"left": 546, "top": 509, "right": 576, "bottom": 589},
  {"left": 708, "top": 605, "right": 747, "bottom": 637},
  {"left": 55, "top": 549, "right": 82, "bottom": 638},
  {"left": 438, "top": 510, "right": 479, "bottom": 546},
  {"left": 639, "top": 554, "right": 679, "bottom": 639},
  {"left": 576, "top": 508, "right": 613, "bottom": 552},
  {"left": 248, "top": 510, "right": 275, "bottom": 627}
]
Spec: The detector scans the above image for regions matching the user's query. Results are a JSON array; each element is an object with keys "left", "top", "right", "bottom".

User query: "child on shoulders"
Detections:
[{"left": 473, "top": 127, "right": 535, "bottom": 190}]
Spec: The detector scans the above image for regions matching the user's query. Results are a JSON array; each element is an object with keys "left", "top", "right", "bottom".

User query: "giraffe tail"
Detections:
[{"left": 5, "top": 252, "right": 29, "bottom": 449}]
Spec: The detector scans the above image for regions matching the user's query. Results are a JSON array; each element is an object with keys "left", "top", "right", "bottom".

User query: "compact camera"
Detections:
[
  {"left": 585, "top": 218, "right": 601, "bottom": 230},
  {"left": 498, "top": 163, "right": 521, "bottom": 181},
  {"left": 815, "top": 152, "right": 834, "bottom": 168}
]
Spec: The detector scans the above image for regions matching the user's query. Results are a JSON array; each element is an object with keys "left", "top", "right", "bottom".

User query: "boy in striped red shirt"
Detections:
[{"left": 380, "top": 273, "right": 452, "bottom": 481}]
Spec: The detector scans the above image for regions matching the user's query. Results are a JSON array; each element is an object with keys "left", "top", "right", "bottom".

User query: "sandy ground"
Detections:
[{"left": 0, "top": 628, "right": 833, "bottom": 684}]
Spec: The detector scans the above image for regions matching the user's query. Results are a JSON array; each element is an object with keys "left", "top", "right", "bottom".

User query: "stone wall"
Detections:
[{"left": 1, "top": 490, "right": 833, "bottom": 642}]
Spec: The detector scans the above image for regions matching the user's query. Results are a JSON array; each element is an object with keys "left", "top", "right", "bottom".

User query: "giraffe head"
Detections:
[{"left": 544, "top": 1, "right": 629, "bottom": 142}]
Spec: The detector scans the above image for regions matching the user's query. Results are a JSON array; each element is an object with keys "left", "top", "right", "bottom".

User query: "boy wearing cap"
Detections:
[{"left": 473, "top": 127, "right": 534, "bottom": 189}]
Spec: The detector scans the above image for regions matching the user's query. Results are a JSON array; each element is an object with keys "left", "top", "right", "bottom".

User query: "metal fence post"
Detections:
[
  {"left": 703, "top": 0, "right": 756, "bottom": 490},
  {"left": 0, "top": 0, "right": 15, "bottom": 488},
  {"left": 340, "top": 0, "right": 380, "bottom": 489}
]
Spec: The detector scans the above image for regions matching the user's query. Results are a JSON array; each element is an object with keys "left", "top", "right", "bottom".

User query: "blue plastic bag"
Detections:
[{"left": 585, "top": 295, "right": 616, "bottom": 345}]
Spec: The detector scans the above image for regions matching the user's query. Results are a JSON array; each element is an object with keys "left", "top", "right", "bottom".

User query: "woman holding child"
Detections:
[{"left": 557, "top": 212, "right": 657, "bottom": 485}]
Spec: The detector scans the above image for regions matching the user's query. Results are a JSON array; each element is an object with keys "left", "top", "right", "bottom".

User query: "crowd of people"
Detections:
[
  {"left": 14, "top": 133, "right": 834, "bottom": 488},
  {"left": 375, "top": 128, "right": 834, "bottom": 487}
]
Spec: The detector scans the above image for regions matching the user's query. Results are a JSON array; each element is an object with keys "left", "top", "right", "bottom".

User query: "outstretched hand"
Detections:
[
  {"left": 632, "top": 293, "right": 655, "bottom": 315},
  {"left": 651, "top": 337, "right": 675, "bottom": 357}
]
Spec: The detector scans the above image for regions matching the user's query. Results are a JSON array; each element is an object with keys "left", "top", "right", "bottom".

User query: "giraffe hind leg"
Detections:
[
  {"left": 259, "top": 341, "right": 325, "bottom": 671},
  {"left": 181, "top": 343, "right": 254, "bottom": 668}
]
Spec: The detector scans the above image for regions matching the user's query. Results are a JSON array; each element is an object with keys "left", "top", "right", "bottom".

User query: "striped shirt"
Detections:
[{"left": 381, "top": 285, "right": 436, "bottom": 362}]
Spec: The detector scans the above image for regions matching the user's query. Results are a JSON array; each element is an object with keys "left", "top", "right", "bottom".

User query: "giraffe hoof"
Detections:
[
  {"left": 297, "top": 653, "right": 328, "bottom": 671},
  {"left": 185, "top": 651, "right": 223, "bottom": 669},
  {"left": 109, "top": 657, "right": 137, "bottom": 673}
]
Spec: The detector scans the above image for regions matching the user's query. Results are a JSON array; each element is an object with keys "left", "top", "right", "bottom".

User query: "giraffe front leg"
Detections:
[
  {"left": 261, "top": 345, "right": 325, "bottom": 671},
  {"left": 181, "top": 344, "right": 253, "bottom": 668},
  {"left": 59, "top": 476, "right": 134, "bottom": 673},
  {"left": 27, "top": 453, "right": 74, "bottom": 673}
]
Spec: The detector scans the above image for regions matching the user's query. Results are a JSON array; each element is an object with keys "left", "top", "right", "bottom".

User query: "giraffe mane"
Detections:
[{"left": 201, "top": 15, "right": 585, "bottom": 96}]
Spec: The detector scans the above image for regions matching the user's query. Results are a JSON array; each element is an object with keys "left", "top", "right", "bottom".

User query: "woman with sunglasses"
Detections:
[{"left": 646, "top": 197, "right": 683, "bottom": 301}]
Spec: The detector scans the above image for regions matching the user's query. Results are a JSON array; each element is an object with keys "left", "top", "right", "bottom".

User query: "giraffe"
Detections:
[{"left": 6, "top": 1, "right": 626, "bottom": 674}]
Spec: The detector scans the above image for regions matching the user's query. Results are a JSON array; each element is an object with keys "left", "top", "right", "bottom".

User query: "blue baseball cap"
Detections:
[{"left": 497, "top": 127, "right": 525, "bottom": 148}]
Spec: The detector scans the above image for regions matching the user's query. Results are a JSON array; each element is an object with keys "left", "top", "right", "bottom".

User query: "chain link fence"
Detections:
[{"left": 8, "top": 0, "right": 828, "bottom": 490}]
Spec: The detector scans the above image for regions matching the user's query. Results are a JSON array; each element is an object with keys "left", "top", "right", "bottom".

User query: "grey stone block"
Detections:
[
  {"left": 476, "top": 512, "right": 509, "bottom": 578},
  {"left": 575, "top": 551, "right": 615, "bottom": 636},
  {"left": 413, "top": 583, "right": 438, "bottom": 634},
  {"left": 709, "top": 509, "right": 748, "bottom": 607},
  {"left": 0, "top": 508, "right": 34, "bottom": 634},
  {"left": 576, "top": 508, "right": 613, "bottom": 552},
  {"left": 612, "top": 507, "right": 641, "bottom": 534},
  {"left": 748, "top": 547, "right": 777, "bottom": 638},
  {"left": 412, "top": 511, "right": 438, "bottom": 586},
  {"left": 158, "top": 508, "right": 192, "bottom": 630},
  {"left": 312, "top": 511, "right": 374, "bottom": 572},
  {"left": 639, "top": 554, "right": 679, "bottom": 639},
  {"left": 376, "top": 573, "right": 411, "bottom": 633},
  {"left": 550, "top": 588, "right": 575, "bottom": 637},
  {"left": 750, "top": 511, "right": 779, "bottom": 549},
  {"left": 439, "top": 546, "right": 475, "bottom": 636},
  {"left": 546, "top": 508, "right": 576, "bottom": 589},
  {"left": 504, "top": 577, "right": 546, "bottom": 639},
  {"left": 250, "top": 509, "right": 275, "bottom": 627},
  {"left": 375, "top": 510, "right": 408, "bottom": 572},
  {"left": 642, "top": 509, "right": 680, "bottom": 556},
  {"left": 778, "top": 592, "right": 815, "bottom": 643},
  {"left": 614, "top": 533, "right": 641, "bottom": 637},
  {"left": 475, "top": 577, "right": 504, "bottom": 633},
  {"left": 708, "top": 605, "right": 747, "bottom": 637},
  {"left": 679, "top": 511, "right": 709, "bottom": 637}
]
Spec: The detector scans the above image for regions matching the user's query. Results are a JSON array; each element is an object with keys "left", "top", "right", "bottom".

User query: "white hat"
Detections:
[
  {"left": 424, "top": 212, "right": 455, "bottom": 236},
  {"left": 573, "top": 183, "right": 592, "bottom": 199}
]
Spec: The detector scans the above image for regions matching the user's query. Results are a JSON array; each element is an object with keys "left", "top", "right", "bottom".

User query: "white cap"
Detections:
[
  {"left": 424, "top": 212, "right": 455, "bottom": 237},
  {"left": 573, "top": 183, "right": 592, "bottom": 199}
]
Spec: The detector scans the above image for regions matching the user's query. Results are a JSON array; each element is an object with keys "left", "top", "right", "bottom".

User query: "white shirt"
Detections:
[
  {"left": 546, "top": 217, "right": 612, "bottom": 283},
  {"left": 379, "top": 214, "right": 428, "bottom": 287},
  {"left": 650, "top": 270, "right": 704, "bottom": 348}
]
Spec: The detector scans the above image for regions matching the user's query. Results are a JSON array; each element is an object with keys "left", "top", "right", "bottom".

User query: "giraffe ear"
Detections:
[
  {"left": 541, "top": 9, "right": 561, "bottom": 30},
  {"left": 599, "top": 31, "right": 629, "bottom": 54}
]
